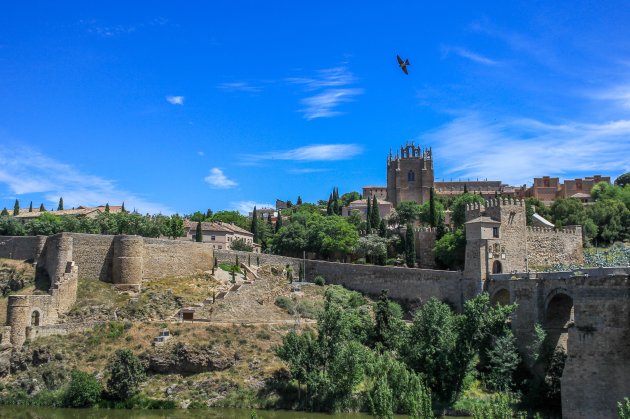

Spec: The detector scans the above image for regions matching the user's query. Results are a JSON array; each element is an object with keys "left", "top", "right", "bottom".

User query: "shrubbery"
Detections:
[{"left": 62, "top": 370, "right": 103, "bottom": 408}]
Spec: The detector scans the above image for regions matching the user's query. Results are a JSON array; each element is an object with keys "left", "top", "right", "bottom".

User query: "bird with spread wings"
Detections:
[{"left": 397, "top": 55, "right": 410, "bottom": 75}]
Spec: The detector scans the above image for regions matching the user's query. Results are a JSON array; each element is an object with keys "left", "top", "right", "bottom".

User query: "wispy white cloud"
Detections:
[
  {"left": 217, "top": 82, "right": 262, "bottom": 93},
  {"left": 591, "top": 83, "right": 630, "bottom": 109},
  {"left": 81, "top": 18, "right": 168, "bottom": 38},
  {"left": 300, "top": 88, "right": 364, "bottom": 120},
  {"left": 444, "top": 46, "right": 500, "bottom": 66},
  {"left": 287, "top": 168, "right": 330, "bottom": 174},
  {"left": 0, "top": 146, "right": 172, "bottom": 214},
  {"left": 288, "top": 66, "right": 363, "bottom": 120},
  {"left": 166, "top": 95, "right": 184, "bottom": 105},
  {"left": 243, "top": 144, "right": 362, "bottom": 164},
  {"left": 197, "top": 151, "right": 205, "bottom": 156},
  {"left": 204, "top": 168, "right": 237, "bottom": 189},
  {"left": 423, "top": 113, "right": 630, "bottom": 185},
  {"left": 231, "top": 200, "right": 275, "bottom": 215}
]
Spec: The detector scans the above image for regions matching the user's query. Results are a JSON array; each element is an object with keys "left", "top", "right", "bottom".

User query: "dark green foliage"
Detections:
[
  {"left": 106, "top": 349, "right": 146, "bottom": 401},
  {"left": 39, "top": 203, "right": 46, "bottom": 212},
  {"left": 167, "top": 214, "right": 185, "bottom": 239},
  {"left": 618, "top": 397, "right": 630, "bottom": 419},
  {"left": 451, "top": 193, "right": 485, "bottom": 228},
  {"left": 195, "top": 221, "right": 203, "bottom": 242},
  {"left": 0, "top": 208, "right": 8, "bottom": 216},
  {"left": 429, "top": 188, "right": 436, "bottom": 227},
  {"left": 405, "top": 224, "right": 415, "bottom": 267},
  {"left": 379, "top": 219, "right": 387, "bottom": 237},
  {"left": 297, "top": 196, "right": 303, "bottom": 205},
  {"left": 57, "top": 197, "right": 64, "bottom": 211},
  {"left": 121, "top": 202, "right": 126, "bottom": 213},
  {"left": 341, "top": 191, "right": 361, "bottom": 207},
  {"left": 275, "top": 212, "right": 283, "bottom": 232},
  {"left": 463, "top": 184, "right": 468, "bottom": 193},
  {"left": 0, "top": 215, "right": 26, "bottom": 235},
  {"left": 314, "top": 275, "right": 325, "bottom": 286},
  {"left": 251, "top": 206, "right": 259, "bottom": 244},
  {"left": 211, "top": 210, "right": 251, "bottom": 231},
  {"left": 62, "top": 370, "right": 103, "bottom": 407},
  {"left": 484, "top": 330, "right": 520, "bottom": 392},
  {"left": 525, "top": 197, "right": 550, "bottom": 225},
  {"left": 104, "top": 203, "right": 110, "bottom": 212},
  {"left": 370, "top": 196, "right": 380, "bottom": 230},
  {"left": 614, "top": 173, "right": 630, "bottom": 187},
  {"left": 13, "top": 199, "right": 19, "bottom": 216},
  {"left": 28, "top": 201, "right": 33, "bottom": 212},
  {"left": 434, "top": 228, "right": 466, "bottom": 270},
  {"left": 372, "top": 290, "right": 406, "bottom": 352},
  {"left": 366, "top": 198, "right": 372, "bottom": 232},
  {"left": 395, "top": 201, "right": 422, "bottom": 225}
]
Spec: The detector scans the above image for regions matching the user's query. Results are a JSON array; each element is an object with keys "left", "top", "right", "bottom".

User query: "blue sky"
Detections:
[{"left": 1, "top": 1, "right": 629, "bottom": 215}]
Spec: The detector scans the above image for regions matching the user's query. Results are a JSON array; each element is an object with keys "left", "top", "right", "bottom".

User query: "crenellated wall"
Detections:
[{"left": 526, "top": 226, "right": 583, "bottom": 268}]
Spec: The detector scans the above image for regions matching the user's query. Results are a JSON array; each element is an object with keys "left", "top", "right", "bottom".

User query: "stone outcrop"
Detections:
[{"left": 147, "top": 342, "right": 234, "bottom": 374}]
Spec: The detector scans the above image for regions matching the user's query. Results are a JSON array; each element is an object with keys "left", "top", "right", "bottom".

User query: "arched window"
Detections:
[
  {"left": 492, "top": 260, "right": 502, "bottom": 274},
  {"left": 407, "top": 170, "right": 415, "bottom": 181},
  {"left": 31, "top": 311, "right": 40, "bottom": 326}
]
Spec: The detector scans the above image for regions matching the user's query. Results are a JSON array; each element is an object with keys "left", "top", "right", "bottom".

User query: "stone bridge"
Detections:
[{"left": 487, "top": 267, "right": 630, "bottom": 419}]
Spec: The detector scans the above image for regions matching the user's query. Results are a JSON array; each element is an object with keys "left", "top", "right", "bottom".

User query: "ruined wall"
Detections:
[
  {"left": 527, "top": 227, "right": 583, "bottom": 269},
  {"left": 415, "top": 228, "right": 437, "bottom": 269},
  {"left": 0, "top": 236, "right": 46, "bottom": 261}
]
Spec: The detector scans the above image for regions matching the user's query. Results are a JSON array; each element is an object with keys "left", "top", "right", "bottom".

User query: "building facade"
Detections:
[
  {"left": 183, "top": 221, "right": 259, "bottom": 252},
  {"left": 386, "top": 142, "right": 435, "bottom": 207}
]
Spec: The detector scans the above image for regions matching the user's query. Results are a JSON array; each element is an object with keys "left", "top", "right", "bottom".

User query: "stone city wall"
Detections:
[
  {"left": 415, "top": 228, "right": 438, "bottom": 269},
  {"left": 526, "top": 227, "right": 584, "bottom": 269},
  {"left": 0, "top": 236, "right": 46, "bottom": 261},
  {"left": 143, "top": 238, "right": 215, "bottom": 279},
  {"left": 214, "top": 250, "right": 302, "bottom": 272}
]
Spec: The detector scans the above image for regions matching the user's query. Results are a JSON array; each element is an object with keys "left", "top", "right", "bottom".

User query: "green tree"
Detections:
[
  {"left": 371, "top": 196, "right": 381, "bottom": 230},
  {"left": 212, "top": 210, "right": 250, "bottom": 230},
  {"left": 379, "top": 219, "right": 387, "bottom": 238},
  {"left": 275, "top": 212, "right": 283, "bottom": 233},
  {"left": 121, "top": 202, "right": 126, "bottom": 213},
  {"left": 62, "top": 370, "right": 103, "bottom": 408},
  {"left": 341, "top": 191, "right": 361, "bottom": 207},
  {"left": 26, "top": 212, "right": 63, "bottom": 236},
  {"left": 206, "top": 208, "right": 213, "bottom": 219},
  {"left": 355, "top": 234, "right": 388, "bottom": 265},
  {"left": 251, "top": 206, "right": 260, "bottom": 244},
  {"left": 587, "top": 199, "right": 630, "bottom": 243},
  {"left": 0, "top": 216, "right": 26, "bottom": 235},
  {"left": 369, "top": 373, "right": 394, "bottom": 419},
  {"left": 309, "top": 215, "right": 359, "bottom": 258},
  {"left": 333, "top": 187, "right": 341, "bottom": 215},
  {"left": 615, "top": 172, "right": 630, "bottom": 187},
  {"left": 366, "top": 198, "right": 373, "bottom": 232},
  {"left": 618, "top": 397, "right": 630, "bottom": 419},
  {"left": 106, "top": 349, "right": 145, "bottom": 401},
  {"left": 525, "top": 197, "right": 551, "bottom": 225},
  {"left": 372, "top": 290, "right": 406, "bottom": 351},
  {"left": 195, "top": 221, "right": 203, "bottom": 242},
  {"left": 484, "top": 329, "right": 520, "bottom": 391},
  {"left": 104, "top": 203, "right": 110, "bottom": 213},
  {"left": 273, "top": 222, "right": 308, "bottom": 256},
  {"left": 451, "top": 193, "right": 486, "bottom": 228},
  {"left": 57, "top": 197, "right": 64, "bottom": 211},
  {"left": 13, "top": 199, "right": 19, "bottom": 216},
  {"left": 429, "top": 188, "right": 436, "bottom": 227},
  {"left": 463, "top": 184, "right": 468, "bottom": 193},
  {"left": 167, "top": 214, "right": 185, "bottom": 239},
  {"left": 395, "top": 201, "right": 422, "bottom": 225},
  {"left": 1, "top": 208, "right": 8, "bottom": 216},
  {"left": 39, "top": 203, "right": 46, "bottom": 212},
  {"left": 28, "top": 201, "right": 33, "bottom": 213},
  {"left": 405, "top": 224, "right": 415, "bottom": 267},
  {"left": 297, "top": 196, "right": 303, "bottom": 205},
  {"left": 189, "top": 211, "right": 206, "bottom": 222},
  {"left": 434, "top": 228, "right": 466, "bottom": 270}
]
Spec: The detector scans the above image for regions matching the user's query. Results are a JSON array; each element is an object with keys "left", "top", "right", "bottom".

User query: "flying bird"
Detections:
[{"left": 397, "top": 55, "right": 410, "bottom": 75}]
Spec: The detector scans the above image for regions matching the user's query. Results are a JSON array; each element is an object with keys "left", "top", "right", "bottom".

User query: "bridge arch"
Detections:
[
  {"left": 543, "top": 288, "right": 574, "bottom": 352},
  {"left": 491, "top": 287, "right": 511, "bottom": 306}
]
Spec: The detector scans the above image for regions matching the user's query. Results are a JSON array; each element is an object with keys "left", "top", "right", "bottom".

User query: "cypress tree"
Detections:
[
  {"left": 57, "top": 197, "right": 64, "bottom": 211},
  {"left": 326, "top": 193, "right": 333, "bottom": 216},
  {"left": 332, "top": 187, "right": 340, "bottom": 215},
  {"left": 29, "top": 201, "right": 33, "bottom": 213},
  {"left": 379, "top": 219, "right": 387, "bottom": 238},
  {"left": 39, "top": 203, "right": 46, "bottom": 212},
  {"left": 275, "top": 212, "right": 283, "bottom": 233},
  {"left": 206, "top": 209, "right": 213, "bottom": 219},
  {"left": 463, "top": 184, "right": 468, "bottom": 194},
  {"left": 405, "top": 224, "right": 416, "bottom": 267},
  {"left": 297, "top": 196, "right": 302, "bottom": 205},
  {"left": 436, "top": 212, "right": 446, "bottom": 240},
  {"left": 429, "top": 187, "right": 436, "bottom": 227},
  {"left": 1, "top": 208, "right": 8, "bottom": 216},
  {"left": 105, "top": 203, "right": 110, "bottom": 213},
  {"left": 195, "top": 221, "right": 203, "bottom": 242},
  {"left": 371, "top": 195, "right": 380, "bottom": 228},
  {"left": 13, "top": 199, "right": 19, "bottom": 216},
  {"left": 267, "top": 212, "right": 273, "bottom": 228},
  {"left": 366, "top": 198, "right": 372, "bottom": 232},
  {"left": 121, "top": 202, "right": 126, "bottom": 213},
  {"left": 251, "top": 206, "right": 259, "bottom": 244}
]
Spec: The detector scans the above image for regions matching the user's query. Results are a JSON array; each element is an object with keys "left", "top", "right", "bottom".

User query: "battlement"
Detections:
[
  {"left": 465, "top": 197, "right": 525, "bottom": 212},
  {"left": 414, "top": 227, "right": 452, "bottom": 233},
  {"left": 527, "top": 226, "right": 582, "bottom": 236},
  {"left": 388, "top": 141, "right": 432, "bottom": 162}
]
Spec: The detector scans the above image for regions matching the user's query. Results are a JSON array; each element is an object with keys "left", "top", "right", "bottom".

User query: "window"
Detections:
[
  {"left": 407, "top": 170, "right": 415, "bottom": 181},
  {"left": 218, "top": 246, "right": 223, "bottom": 249},
  {"left": 31, "top": 311, "right": 40, "bottom": 326},
  {"left": 492, "top": 227, "right": 500, "bottom": 238},
  {"left": 211, "top": 235, "right": 216, "bottom": 241}
]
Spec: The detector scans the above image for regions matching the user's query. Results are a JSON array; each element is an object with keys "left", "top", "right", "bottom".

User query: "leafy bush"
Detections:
[
  {"left": 62, "top": 370, "right": 103, "bottom": 408},
  {"left": 231, "top": 238, "right": 253, "bottom": 252},
  {"left": 219, "top": 263, "right": 241, "bottom": 273},
  {"left": 619, "top": 397, "right": 630, "bottom": 419},
  {"left": 314, "top": 275, "right": 325, "bottom": 286},
  {"left": 106, "top": 349, "right": 146, "bottom": 401},
  {"left": 275, "top": 296, "right": 295, "bottom": 314}
]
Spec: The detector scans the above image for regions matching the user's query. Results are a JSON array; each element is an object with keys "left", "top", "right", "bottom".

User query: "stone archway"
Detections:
[
  {"left": 491, "top": 288, "right": 510, "bottom": 306},
  {"left": 31, "top": 310, "right": 40, "bottom": 327},
  {"left": 544, "top": 289, "right": 574, "bottom": 352},
  {"left": 492, "top": 260, "right": 503, "bottom": 274}
]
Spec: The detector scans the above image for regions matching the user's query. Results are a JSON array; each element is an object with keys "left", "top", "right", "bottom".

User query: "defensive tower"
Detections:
[{"left": 386, "top": 141, "right": 434, "bottom": 207}]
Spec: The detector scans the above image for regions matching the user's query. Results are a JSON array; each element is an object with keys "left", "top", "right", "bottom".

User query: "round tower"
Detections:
[
  {"left": 7, "top": 295, "right": 31, "bottom": 346},
  {"left": 113, "top": 235, "right": 144, "bottom": 291}
]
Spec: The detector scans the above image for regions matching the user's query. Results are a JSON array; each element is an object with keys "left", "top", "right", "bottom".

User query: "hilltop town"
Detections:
[{"left": 0, "top": 143, "right": 629, "bottom": 418}]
